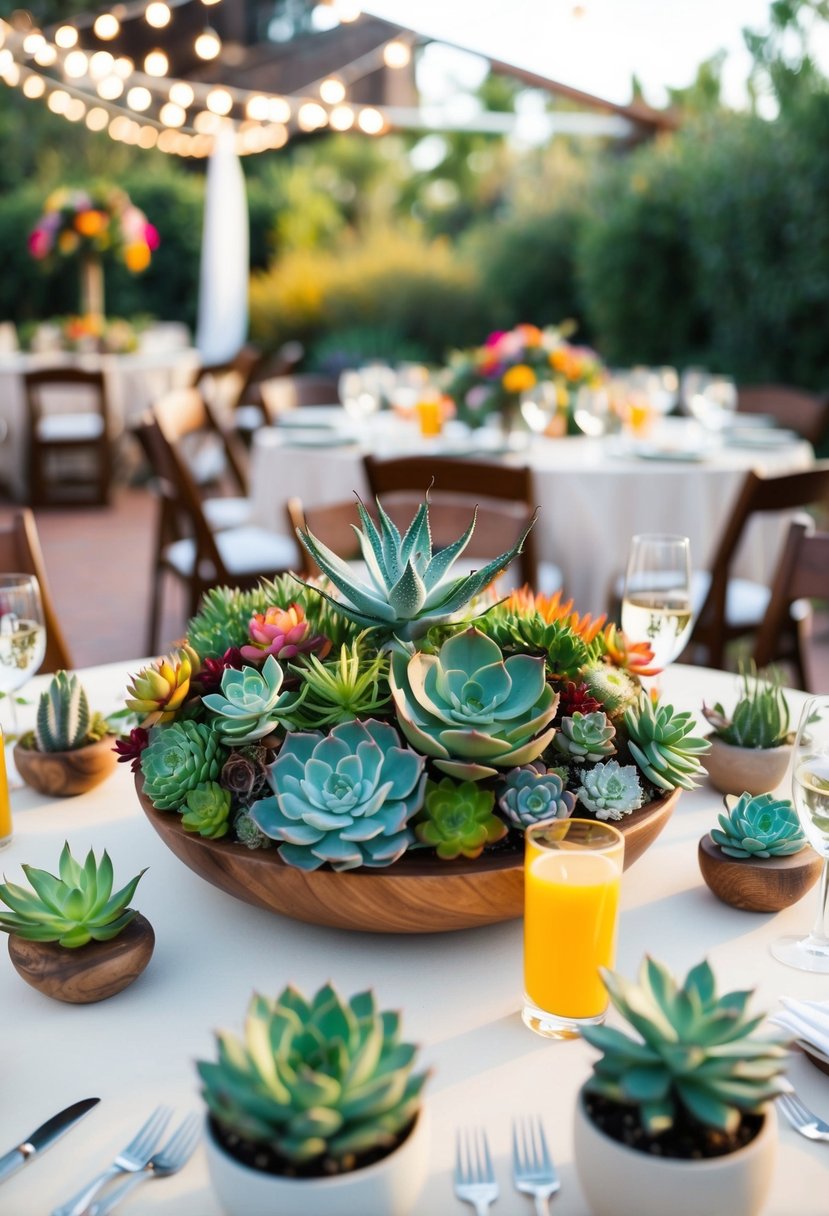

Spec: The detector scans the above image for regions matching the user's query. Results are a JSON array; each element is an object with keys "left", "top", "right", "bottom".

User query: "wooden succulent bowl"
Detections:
[
  {"left": 698, "top": 833, "right": 822, "bottom": 913},
  {"left": 14, "top": 735, "right": 117, "bottom": 797},
  {"left": 8, "top": 913, "right": 155, "bottom": 1004},
  {"left": 136, "top": 778, "right": 680, "bottom": 934}
]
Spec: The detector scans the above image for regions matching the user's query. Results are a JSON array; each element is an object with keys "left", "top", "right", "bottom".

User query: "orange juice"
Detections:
[
  {"left": 523, "top": 819, "right": 623, "bottom": 1037},
  {"left": 0, "top": 730, "right": 11, "bottom": 847},
  {"left": 416, "top": 397, "right": 443, "bottom": 437}
]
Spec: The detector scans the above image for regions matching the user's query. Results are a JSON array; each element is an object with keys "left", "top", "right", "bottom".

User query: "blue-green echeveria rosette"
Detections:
[
  {"left": 577, "top": 760, "right": 643, "bottom": 821},
  {"left": 202, "top": 653, "right": 302, "bottom": 744},
  {"left": 498, "top": 764, "right": 576, "bottom": 829},
  {"left": 140, "top": 719, "right": 226, "bottom": 810},
  {"left": 250, "top": 718, "right": 426, "bottom": 871},
  {"left": 553, "top": 711, "right": 616, "bottom": 761},
  {"left": 711, "top": 791, "right": 807, "bottom": 859},
  {"left": 390, "top": 626, "right": 558, "bottom": 780}
]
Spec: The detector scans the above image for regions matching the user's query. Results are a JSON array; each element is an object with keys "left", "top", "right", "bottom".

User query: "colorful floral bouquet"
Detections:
[
  {"left": 445, "top": 323, "right": 605, "bottom": 433},
  {"left": 28, "top": 186, "right": 159, "bottom": 273},
  {"left": 122, "top": 497, "right": 709, "bottom": 870}
]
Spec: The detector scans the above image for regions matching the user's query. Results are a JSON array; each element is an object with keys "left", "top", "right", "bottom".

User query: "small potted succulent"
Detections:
[
  {"left": 199, "top": 982, "right": 429, "bottom": 1216},
  {"left": 698, "top": 791, "right": 821, "bottom": 912},
  {"left": 0, "top": 842, "right": 152, "bottom": 1003},
  {"left": 701, "top": 663, "right": 792, "bottom": 795},
  {"left": 15, "top": 670, "right": 117, "bottom": 796},
  {"left": 574, "top": 955, "right": 787, "bottom": 1216}
]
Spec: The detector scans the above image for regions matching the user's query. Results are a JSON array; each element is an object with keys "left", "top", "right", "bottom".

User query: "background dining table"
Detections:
[
  {"left": 0, "top": 661, "right": 826, "bottom": 1215},
  {"left": 249, "top": 414, "right": 815, "bottom": 616}
]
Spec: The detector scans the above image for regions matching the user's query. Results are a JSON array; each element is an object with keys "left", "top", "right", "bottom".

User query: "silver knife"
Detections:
[{"left": 0, "top": 1099, "right": 100, "bottom": 1184}]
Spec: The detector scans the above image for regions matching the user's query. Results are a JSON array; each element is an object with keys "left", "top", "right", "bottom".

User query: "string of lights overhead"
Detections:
[{"left": 0, "top": 2, "right": 416, "bottom": 158}]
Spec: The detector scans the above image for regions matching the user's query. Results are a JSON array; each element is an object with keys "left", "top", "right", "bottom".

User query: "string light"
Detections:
[
  {"left": 193, "top": 110, "right": 221, "bottom": 134},
  {"left": 145, "top": 3, "right": 172, "bottom": 28},
  {"left": 0, "top": 49, "right": 11, "bottom": 74},
  {"left": 114, "top": 57, "right": 134, "bottom": 78},
  {"left": 65, "top": 96, "right": 86, "bottom": 122},
  {"left": 54, "top": 25, "right": 78, "bottom": 49},
  {"left": 245, "top": 94, "right": 269, "bottom": 120},
  {"left": 383, "top": 40, "right": 411, "bottom": 69},
  {"left": 138, "top": 125, "right": 159, "bottom": 148},
  {"left": 206, "top": 87, "right": 232, "bottom": 115},
  {"left": 329, "top": 103, "right": 354, "bottom": 130},
  {"left": 169, "top": 80, "right": 194, "bottom": 107},
  {"left": 63, "top": 50, "right": 89, "bottom": 79},
  {"left": 97, "top": 74, "right": 124, "bottom": 99},
  {"left": 194, "top": 28, "right": 221, "bottom": 59},
  {"left": 89, "top": 51, "right": 115, "bottom": 80},
  {"left": 22, "top": 73, "right": 45, "bottom": 98},
  {"left": 2, "top": 61, "right": 19, "bottom": 85},
  {"left": 357, "top": 106, "right": 384, "bottom": 134},
  {"left": 268, "top": 97, "right": 291, "bottom": 122},
  {"left": 22, "top": 32, "right": 45, "bottom": 56},
  {"left": 48, "top": 89, "right": 70, "bottom": 114},
  {"left": 93, "top": 13, "right": 121, "bottom": 41},
  {"left": 335, "top": 1, "right": 361, "bottom": 22},
  {"left": 126, "top": 85, "right": 152, "bottom": 111},
  {"left": 297, "top": 101, "right": 327, "bottom": 131},
  {"left": 319, "top": 77, "right": 345, "bottom": 104},
  {"left": 33, "top": 43, "right": 57, "bottom": 67},
  {"left": 144, "top": 50, "right": 169, "bottom": 77},
  {"left": 85, "top": 106, "right": 109, "bottom": 130},
  {"left": 159, "top": 100, "right": 186, "bottom": 126}
]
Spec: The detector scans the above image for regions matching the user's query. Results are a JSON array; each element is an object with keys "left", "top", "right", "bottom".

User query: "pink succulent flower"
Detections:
[{"left": 240, "top": 603, "right": 326, "bottom": 662}]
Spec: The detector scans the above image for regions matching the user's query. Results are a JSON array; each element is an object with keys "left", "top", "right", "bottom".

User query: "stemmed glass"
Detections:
[
  {"left": 573, "top": 386, "right": 611, "bottom": 437},
  {"left": 520, "top": 382, "right": 561, "bottom": 437},
  {"left": 771, "top": 697, "right": 829, "bottom": 972},
  {"left": 0, "top": 574, "right": 47, "bottom": 785},
  {"left": 338, "top": 370, "right": 380, "bottom": 423},
  {"left": 620, "top": 535, "right": 694, "bottom": 669}
]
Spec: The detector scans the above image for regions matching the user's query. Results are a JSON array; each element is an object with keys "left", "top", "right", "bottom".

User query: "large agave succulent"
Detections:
[
  {"left": 554, "top": 711, "right": 616, "bottom": 762},
  {"left": 415, "top": 777, "right": 506, "bottom": 859},
  {"left": 498, "top": 764, "right": 575, "bottom": 828},
  {"left": 295, "top": 494, "right": 536, "bottom": 644},
  {"left": 140, "top": 719, "right": 225, "bottom": 810},
  {"left": 711, "top": 792, "right": 807, "bottom": 859},
  {"left": 390, "top": 627, "right": 558, "bottom": 780},
  {"left": 250, "top": 719, "right": 425, "bottom": 871},
  {"left": 624, "top": 695, "right": 710, "bottom": 791},
  {"left": 583, "top": 956, "right": 788, "bottom": 1134},
  {"left": 198, "top": 983, "right": 427, "bottom": 1168},
  {"left": 203, "top": 654, "right": 303, "bottom": 744},
  {"left": 34, "top": 670, "right": 107, "bottom": 752},
  {"left": 577, "top": 760, "right": 643, "bottom": 821},
  {"left": 0, "top": 842, "right": 145, "bottom": 948}
]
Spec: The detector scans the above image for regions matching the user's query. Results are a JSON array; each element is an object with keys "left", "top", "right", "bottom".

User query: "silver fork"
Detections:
[
  {"left": 51, "top": 1107, "right": 172, "bottom": 1216},
  {"left": 778, "top": 1092, "right": 829, "bottom": 1142},
  {"left": 512, "top": 1117, "right": 560, "bottom": 1214},
  {"left": 454, "top": 1127, "right": 499, "bottom": 1214},
  {"left": 85, "top": 1114, "right": 202, "bottom": 1216}
]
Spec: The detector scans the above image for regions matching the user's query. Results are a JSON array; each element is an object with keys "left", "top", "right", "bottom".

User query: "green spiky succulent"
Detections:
[
  {"left": 477, "top": 611, "right": 599, "bottom": 680},
  {"left": 624, "top": 696, "right": 710, "bottom": 791},
  {"left": 577, "top": 760, "right": 643, "bottom": 820},
  {"left": 0, "top": 842, "right": 145, "bottom": 948},
  {"left": 31, "top": 670, "right": 108, "bottom": 753},
  {"left": 295, "top": 494, "right": 536, "bottom": 644},
  {"left": 182, "top": 781, "right": 232, "bottom": 839},
  {"left": 415, "top": 777, "right": 506, "bottom": 860},
  {"left": 554, "top": 711, "right": 617, "bottom": 762},
  {"left": 702, "top": 663, "right": 791, "bottom": 750},
  {"left": 203, "top": 655, "right": 303, "bottom": 744},
  {"left": 498, "top": 764, "right": 576, "bottom": 828},
  {"left": 286, "top": 638, "right": 390, "bottom": 729},
  {"left": 583, "top": 956, "right": 788, "bottom": 1135},
  {"left": 251, "top": 719, "right": 425, "bottom": 871},
  {"left": 582, "top": 664, "right": 641, "bottom": 715},
  {"left": 390, "top": 627, "right": 558, "bottom": 780},
  {"left": 198, "top": 983, "right": 427, "bottom": 1168},
  {"left": 140, "top": 719, "right": 226, "bottom": 810},
  {"left": 711, "top": 792, "right": 807, "bottom": 859}
]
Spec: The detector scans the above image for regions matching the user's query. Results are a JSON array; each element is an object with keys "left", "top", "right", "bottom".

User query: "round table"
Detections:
[
  {"left": 249, "top": 415, "right": 815, "bottom": 616},
  {"left": 0, "top": 661, "right": 825, "bottom": 1215}
]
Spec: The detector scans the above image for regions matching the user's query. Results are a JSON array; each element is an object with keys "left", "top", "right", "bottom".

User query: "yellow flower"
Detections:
[
  {"left": 58, "top": 231, "right": 79, "bottom": 255},
  {"left": 502, "top": 364, "right": 536, "bottom": 394},
  {"left": 126, "top": 647, "right": 194, "bottom": 726},
  {"left": 75, "top": 210, "right": 107, "bottom": 238},
  {"left": 556, "top": 384, "right": 570, "bottom": 408},
  {"left": 124, "top": 241, "right": 151, "bottom": 273}
]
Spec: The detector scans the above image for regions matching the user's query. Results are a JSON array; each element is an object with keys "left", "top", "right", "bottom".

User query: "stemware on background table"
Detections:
[{"left": 0, "top": 573, "right": 46, "bottom": 791}]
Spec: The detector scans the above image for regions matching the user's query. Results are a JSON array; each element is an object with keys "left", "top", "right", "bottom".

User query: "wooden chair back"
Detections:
[
  {"left": 0, "top": 509, "right": 72, "bottom": 673},
  {"left": 363, "top": 455, "right": 540, "bottom": 587},
  {"left": 261, "top": 375, "right": 341, "bottom": 419},
  {"left": 23, "top": 367, "right": 111, "bottom": 506},
  {"left": 753, "top": 517, "right": 829, "bottom": 690},
  {"left": 145, "top": 409, "right": 226, "bottom": 576},
  {"left": 737, "top": 385, "right": 829, "bottom": 448},
  {"left": 152, "top": 387, "right": 248, "bottom": 495},
  {"left": 191, "top": 345, "right": 264, "bottom": 410},
  {"left": 691, "top": 462, "right": 829, "bottom": 668}
]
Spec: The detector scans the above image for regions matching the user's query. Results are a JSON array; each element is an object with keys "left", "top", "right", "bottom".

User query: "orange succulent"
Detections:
[
  {"left": 601, "top": 624, "right": 662, "bottom": 678},
  {"left": 503, "top": 588, "right": 606, "bottom": 644}
]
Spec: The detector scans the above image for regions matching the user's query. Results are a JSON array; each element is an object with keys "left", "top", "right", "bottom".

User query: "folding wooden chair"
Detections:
[
  {"left": 0, "top": 509, "right": 72, "bottom": 672},
  {"left": 24, "top": 367, "right": 112, "bottom": 507},
  {"left": 753, "top": 517, "right": 829, "bottom": 691},
  {"left": 259, "top": 374, "right": 341, "bottom": 422},
  {"left": 737, "top": 385, "right": 829, "bottom": 448}
]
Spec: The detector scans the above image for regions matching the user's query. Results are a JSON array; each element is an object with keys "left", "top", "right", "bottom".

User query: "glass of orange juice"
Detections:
[
  {"left": 0, "top": 729, "right": 12, "bottom": 848},
  {"left": 415, "top": 393, "right": 444, "bottom": 437},
  {"left": 523, "top": 818, "right": 624, "bottom": 1038}
]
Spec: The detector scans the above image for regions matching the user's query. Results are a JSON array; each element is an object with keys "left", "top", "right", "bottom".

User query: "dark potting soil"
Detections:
[
  {"left": 210, "top": 1115, "right": 415, "bottom": 1179},
  {"left": 584, "top": 1093, "right": 764, "bottom": 1161}
]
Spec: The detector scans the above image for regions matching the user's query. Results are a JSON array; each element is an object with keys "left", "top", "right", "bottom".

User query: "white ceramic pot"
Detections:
[
  {"left": 205, "top": 1107, "right": 429, "bottom": 1216},
  {"left": 573, "top": 1089, "right": 777, "bottom": 1216},
  {"left": 702, "top": 736, "right": 791, "bottom": 797}
]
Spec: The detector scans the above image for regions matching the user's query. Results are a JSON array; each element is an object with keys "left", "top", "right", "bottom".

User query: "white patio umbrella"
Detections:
[{"left": 196, "top": 123, "right": 249, "bottom": 362}]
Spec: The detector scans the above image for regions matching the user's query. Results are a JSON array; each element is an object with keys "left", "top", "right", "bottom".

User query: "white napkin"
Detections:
[{"left": 770, "top": 998, "right": 829, "bottom": 1060}]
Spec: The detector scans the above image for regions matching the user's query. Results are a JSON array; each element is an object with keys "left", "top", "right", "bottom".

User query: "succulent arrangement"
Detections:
[
  {"left": 710, "top": 792, "right": 807, "bottom": 859},
  {"left": 0, "top": 842, "right": 145, "bottom": 948},
  {"left": 198, "top": 982, "right": 427, "bottom": 1176},
  {"left": 702, "top": 663, "right": 791, "bottom": 750},
  {"left": 582, "top": 955, "right": 788, "bottom": 1153},
  {"left": 19, "top": 671, "right": 109, "bottom": 754},
  {"left": 127, "top": 494, "right": 711, "bottom": 866}
]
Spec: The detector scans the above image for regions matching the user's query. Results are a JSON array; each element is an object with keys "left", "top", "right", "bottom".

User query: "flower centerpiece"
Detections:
[
  {"left": 28, "top": 186, "right": 159, "bottom": 323},
  {"left": 444, "top": 322, "right": 605, "bottom": 435},
  {"left": 125, "top": 495, "right": 709, "bottom": 931}
]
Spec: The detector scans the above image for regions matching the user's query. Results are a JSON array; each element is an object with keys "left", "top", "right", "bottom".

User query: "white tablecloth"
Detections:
[
  {"left": 0, "top": 662, "right": 826, "bottom": 1215},
  {"left": 0, "top": 345, "right": 200, "bottom": 499},
  {"left": 250, "top": 419, "right": 815, "bottom": 615}
]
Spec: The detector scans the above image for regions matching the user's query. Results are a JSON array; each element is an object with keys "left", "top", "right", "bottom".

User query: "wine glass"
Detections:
[
  {"left": 573, "top": 385, "right": 611, "bottom": 437},
  {"left": 520, "top": 382, "right": 561, "bottom": 436},
  {"left": 0, "top": 575, "right": 46, "bottom": 784},
  {"left": 771, "top": 697, "right": 829, "bottom": 972},
  {"left": 620, "top": 535, "right": 693, "bottom": 669},
  {"left": 338, "top": 370, "right": 380, "bottom": 423}
]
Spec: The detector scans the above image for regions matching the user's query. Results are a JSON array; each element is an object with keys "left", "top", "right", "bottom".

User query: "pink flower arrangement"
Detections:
[{"left": 29, "top": 185, "right": 159, "bottom": 272}]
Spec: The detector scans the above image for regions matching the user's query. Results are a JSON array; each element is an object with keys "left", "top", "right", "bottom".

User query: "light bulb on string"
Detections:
[
  {"left": 159, "top": 101, "right": 186, "bottom": 126},
  {"left": 48, "top": 89, "right": 70, "bottom": 114},
  {"left": 138, "top": 125, "right": 159, "bottom": 149},
  {"left": 63, "top": 50, "right": 89, "bottom": 78},
  {"left": 246, "top": 94, "right": 269, "bottom": 121},
  {"left": 268, "top": 97, "right": 291, "bottom": 123},
  {"left": 329, "top": 103, "right": 354, "bottom": 130},
  {"left": 23, "top": 31, "right": 45, "bottom": 55},
  {"left": 127, "top": 85, "right": 152, "bottom": 111},
  {"left": 319, "top": 77, "right": 345, "bottom": 104},
  {"left": 89, "top": 51, "right": 114, "bottom": 80},
  {"left": 22, "top": 74, "right": 45, "bottom": 99},
  {"left": 65, "top": 97, "right": 86, "bottom": 122},
  {"left": 2, "top": 61, "right": 19, "bottom": 85},
  {"left": 357, "top": 106, "right": 384, "bottom": 134},
  {"left": 297, "top": 102, "right": 327, "bottom": 131},
  {"left": 194, "top": 28, "right": 221, "bottom": 59},
  {"left": 335, "top": 1, "right": 361, "bottom": 22},
  {"left": 86, "top": 106, "right": 109, "bottom": 131},
  {"left": 0, "top": 49, "right": 13, "bottom": 75},
  {"left": 383, "top": 39, "right": 410, "bottom": 68},
  {"left": 144, "top": 49, "right": 169, "bottom": 77},
  {"left": 206, "top": 87, "right": 232, "bottom": 115},
  {"left": 146, "top": 3, "right": 171, "bottom": 28},
  {"left": 55, "top": 25, "right": 78, "bottom": 49},
  {"left": 169, "top": 81, "right": 194, "bottom": 107},
  {"left": 93, "top": 13, "right": 121, "bottom": 40},
  {"left": 193, "top": 110, "right": 220, "bottom": 134},
  {"left": 34, "top": 43, "right": 57, "bottom": 67},
  {"left": 97, "top": 74, "right": 124, "bottom": 100}
]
